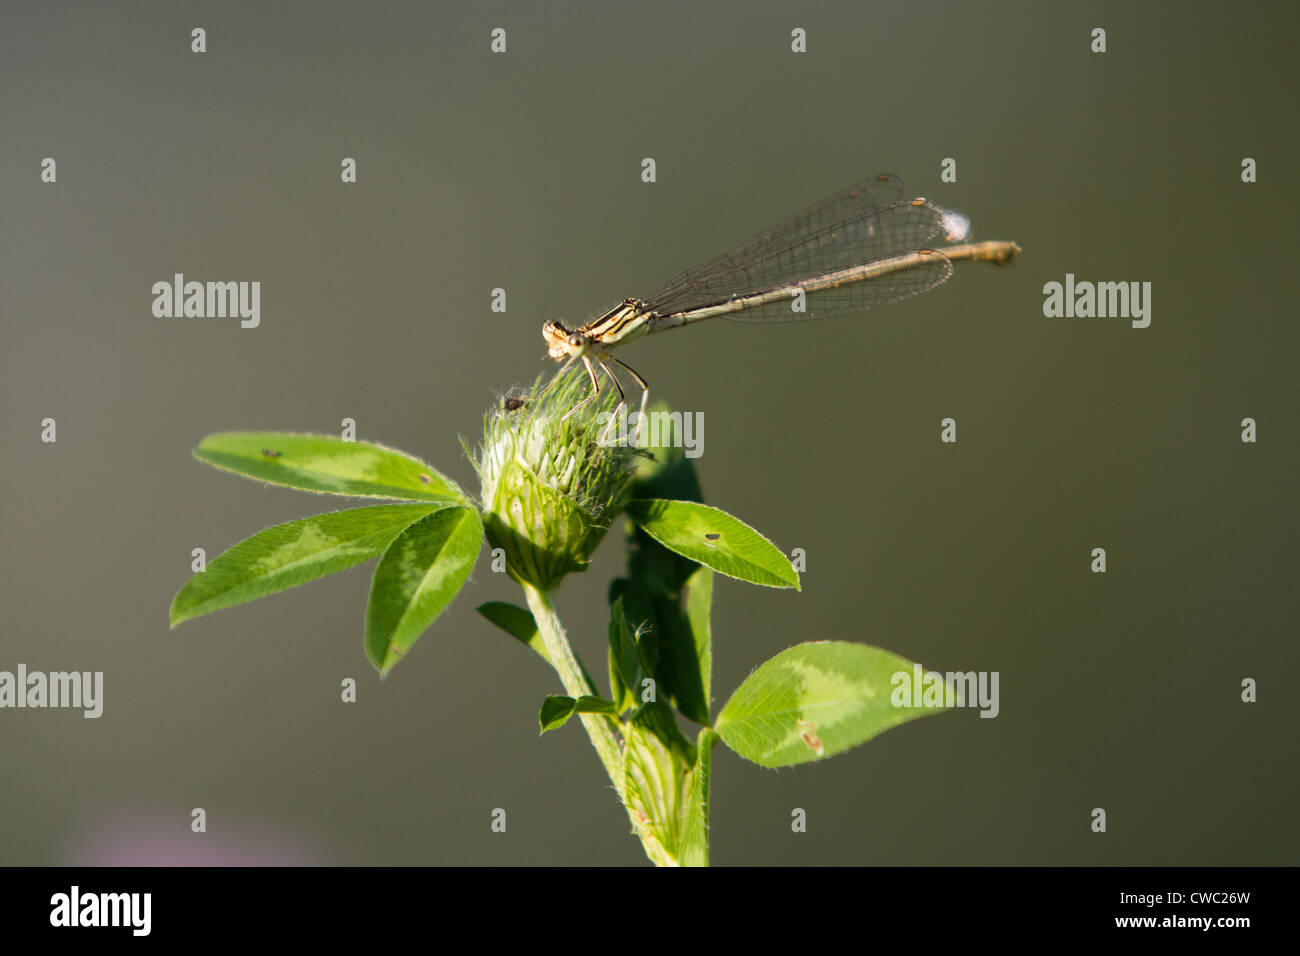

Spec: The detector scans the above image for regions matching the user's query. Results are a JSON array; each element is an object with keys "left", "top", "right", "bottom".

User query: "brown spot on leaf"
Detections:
[
  {"left": 262, "top": 449, "right": 281, "bottom": 458},
  {"left": 797, "top": 718, "right": 825, "bottom": 757},
  {"left": 704, "top": 532, "right": 720, "bottom": 541},
  {"left": 418, "top": 473, "right": 431, "bottom": 483}
]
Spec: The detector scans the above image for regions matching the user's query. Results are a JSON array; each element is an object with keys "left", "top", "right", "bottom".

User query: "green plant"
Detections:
[{"left": 170, "top": 364, "right": 950, "bottom": 865}]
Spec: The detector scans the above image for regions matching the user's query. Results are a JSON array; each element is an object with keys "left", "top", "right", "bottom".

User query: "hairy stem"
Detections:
[
  {"left": 523, "top": 580, "right": 684, "bottom": 865},
  {"left": 521, "top": 581, "right": 624, "bottom": 790}
]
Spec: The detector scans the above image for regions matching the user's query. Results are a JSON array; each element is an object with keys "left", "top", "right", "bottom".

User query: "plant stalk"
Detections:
[{"left": 521, "top": 580, "right": 684, "bottom": 866}]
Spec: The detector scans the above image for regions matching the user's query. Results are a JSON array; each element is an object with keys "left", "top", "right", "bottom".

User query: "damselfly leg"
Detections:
[{"left": 611, "top": 358, "right": 650, "bottom": 444}]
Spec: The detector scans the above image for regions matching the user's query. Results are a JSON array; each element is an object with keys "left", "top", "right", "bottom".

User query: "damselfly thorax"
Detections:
[{"left": 541, "top": 173, "right": 1020, "bottom": 415}]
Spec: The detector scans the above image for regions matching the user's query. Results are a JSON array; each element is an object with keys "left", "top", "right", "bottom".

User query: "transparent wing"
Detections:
[
  {"left": 643, "top": 174, "right": 959, "bottom": 323},
  {"left": 726, "top": 172, "right": 907, "bottom": 264}
]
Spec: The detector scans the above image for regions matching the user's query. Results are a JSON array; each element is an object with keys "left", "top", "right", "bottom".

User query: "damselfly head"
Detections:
[{"left": 542, "top": 319, "right": 567, "bottom": 358}]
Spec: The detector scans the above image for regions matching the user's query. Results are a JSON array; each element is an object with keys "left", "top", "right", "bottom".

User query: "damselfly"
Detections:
[{"left": 542, "top": 172, "right": 1020, "bottom": 413}]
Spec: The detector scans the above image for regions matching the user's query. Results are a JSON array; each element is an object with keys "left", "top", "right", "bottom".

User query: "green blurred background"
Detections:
[{"left": 1, "top": 0, "right": 1296, "bottom": 865}]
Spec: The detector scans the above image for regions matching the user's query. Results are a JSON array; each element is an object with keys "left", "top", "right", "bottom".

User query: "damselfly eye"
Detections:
[{"left": 568, "top": 334, "right": 582, "bottom": 347}]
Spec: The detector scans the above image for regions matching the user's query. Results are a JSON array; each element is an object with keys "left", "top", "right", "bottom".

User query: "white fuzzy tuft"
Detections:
[{"left": 939, "top": 208, "right": 971, "bottom": 242}]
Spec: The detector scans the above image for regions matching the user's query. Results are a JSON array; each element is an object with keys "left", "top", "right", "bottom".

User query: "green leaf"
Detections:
[
  {"left": 538, "top": 694, "right": 618, "bottom": 734},
  {"left": 625, "top": 499, "right": 799, "bottom": 590},
  {"left": 170, "top": 503, "right": 441, "bottom": 627},
  {"left": 194, "top": 431, "right": 467, "bottom": 503},
  {"left": 607, "top": 596, "right": 643, "bottom": 714},
  {"left": 622, "top": 722, "right": 689, "bottom": 865},
  {"left": 612, "top": 569, "right": 714, "bottom": 725},
  {"left": 678, "top": 567, "right": 713, "bottom": 722},
  {"left": 680, "top": 727, "right": 717, "bottom": 867},
  {"left": 608, "top": 586, "right": 701, "bottom": 864},
  {"left": 616, "top": 434, "right": 714, "bottom": 724},
  {"left": 476, "top": 601, "right": 551, "bottom": 665},
  {"left": 715, "top": 641, "right": 952, "bottom": 768},
  {"left": 626, "top": 444, "right": 704, "bottom": 598},
  {"left": 364, "top": 506, "right": 483, "bottom": 676},
  {"left": 621, "top": 709, "right": 697, "bottom": 866}
]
